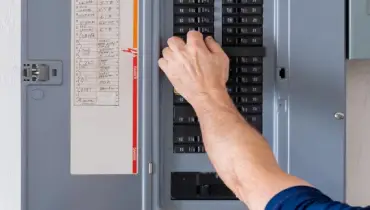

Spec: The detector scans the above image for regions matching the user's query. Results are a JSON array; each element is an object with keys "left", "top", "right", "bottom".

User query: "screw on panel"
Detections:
[
  {"left": 31, "top": 89, "right": 44, "bottom": 100},
  {"left": 334, "top": 112, "right": 345, "bottom": 120}
]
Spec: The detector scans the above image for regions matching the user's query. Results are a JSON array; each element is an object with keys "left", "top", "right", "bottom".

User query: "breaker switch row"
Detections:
[
  {"left": 223, "top": 16, "right": 262, "bottom": 25},
  {"left": 237, "top": 105, "right": 262, "bottom": 114},
  {"left": 175, "top": 6, "right": 213, "bottom": 14},
  {"left": 173, "top": 106, "right": 197, "bottom": 124},
  {"left": 175, "top": 16, "right": 214, "bottom": 24},
  {"left": 174, "top": 115, "right": 198, "bottom": 124},
  {"left": 230, "top": 66, "right": 262, "bottom": 74},
  {"left": 223, "top": 26, "right": 262, "bottom": 35},
  {"left": 223, "top": 6, "right": 262, "bottom": 15},
  {"left": 175, "top": 0, "right": 214, "bottom": 4},
  {"left": 235, "top": 75, "right": 262, "bottom": 84},
  {"left": 174, "top": 145, "right": 205, "bottom": 153},
  {"left": 231, "top": 56, "right": 263, "bottom": 64},
  {"left": 227, "top": 75, "right": 262, "bottom": 84},
  {"left": 223, "top": 0, "right": 263, "bottom": 4},
  {"left": 174, "top": 26, "right": 214, "bottom": 34},
  {"left": 232, "top": 95, "right": 262, "bottom": 104},
  {"left": 227, "top": 85, "right": 262, "bottom": 94},
  {"left": 174, "top": 135, "right": 202, "bottom": 144},
  {"left": 223, "top": 36, "right": 262, "bottom": 46}
]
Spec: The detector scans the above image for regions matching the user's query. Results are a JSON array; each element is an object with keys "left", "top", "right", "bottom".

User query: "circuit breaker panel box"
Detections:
[{"left": 21, "top": 0, "right": 346, "bottom": 210}]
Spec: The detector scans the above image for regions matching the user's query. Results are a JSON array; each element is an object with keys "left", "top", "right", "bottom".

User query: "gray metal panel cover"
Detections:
[
  {"left": 21, "top": 0, "right": 153, "bottom": 209},
  {"left": 285, "top": 0, "right": 346, "bottom": 202}
]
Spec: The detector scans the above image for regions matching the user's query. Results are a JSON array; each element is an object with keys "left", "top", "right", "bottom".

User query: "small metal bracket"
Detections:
[{"left": 22, "top": 61, "right": 63, "bottom": 85}]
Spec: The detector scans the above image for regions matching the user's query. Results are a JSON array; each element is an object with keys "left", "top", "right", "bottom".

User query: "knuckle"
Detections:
[
  {"left": 167, "top": 36, "right": 177, "bottom": 44},
  {"left": 177, "top": 45, "right": 186, "bottom": 52}
]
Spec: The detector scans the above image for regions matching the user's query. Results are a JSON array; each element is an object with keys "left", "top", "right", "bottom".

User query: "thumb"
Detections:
[{"left": 205, "top": 36, "right": 223, "bottom": 53}]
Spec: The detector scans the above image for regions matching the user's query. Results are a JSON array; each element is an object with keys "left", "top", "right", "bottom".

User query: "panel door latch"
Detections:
[
  {"left": 22, "top": 61, "right": 63, "bottom": 85},
  {"left": 27, "top": 64, "right": 50, "bottom": 81}
]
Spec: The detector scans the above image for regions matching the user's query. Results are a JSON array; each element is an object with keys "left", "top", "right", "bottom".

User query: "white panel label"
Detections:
[{"left": 71, "top": 0, "right": 138, "bottom": 174}]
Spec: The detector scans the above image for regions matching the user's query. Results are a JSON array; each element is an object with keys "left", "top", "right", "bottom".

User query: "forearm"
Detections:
[{"left": 191, "top": 90, "right": 311, "bottom": 210}]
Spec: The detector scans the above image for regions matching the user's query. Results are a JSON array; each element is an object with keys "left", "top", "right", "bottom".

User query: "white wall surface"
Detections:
[
  {"left": 346, "top": 60, "right": 370, "bottom": 206},
  {"left": 0, "top": 0, "right": 21, "bottom": 210}
]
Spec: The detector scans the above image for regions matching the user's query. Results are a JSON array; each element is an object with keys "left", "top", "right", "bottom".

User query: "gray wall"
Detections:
[{"left": 346, "top": 60, "right": 370, "bottom": 206}]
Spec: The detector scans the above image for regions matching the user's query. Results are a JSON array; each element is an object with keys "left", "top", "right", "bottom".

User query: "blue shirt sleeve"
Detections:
[{"left": 265, "top": 186, "right": 369, "bottom": 210}]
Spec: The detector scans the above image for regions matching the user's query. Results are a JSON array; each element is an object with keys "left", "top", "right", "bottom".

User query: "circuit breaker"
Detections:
[{"left": 21, "top": 0, "right": 346, "bottom": 210}]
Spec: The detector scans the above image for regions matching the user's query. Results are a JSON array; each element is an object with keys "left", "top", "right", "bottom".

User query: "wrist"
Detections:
[{"left": 189, "top": 88, "right": 235, "bottom": 115}]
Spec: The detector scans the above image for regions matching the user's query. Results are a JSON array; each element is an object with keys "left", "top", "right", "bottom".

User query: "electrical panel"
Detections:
[{"left": 21, "top": 0, "right": 346, "bottom": 210}]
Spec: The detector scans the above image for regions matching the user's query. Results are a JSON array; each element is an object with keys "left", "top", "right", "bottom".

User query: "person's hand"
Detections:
[{"left": 158, "top": 31, "right": 230, "bottom": 105}]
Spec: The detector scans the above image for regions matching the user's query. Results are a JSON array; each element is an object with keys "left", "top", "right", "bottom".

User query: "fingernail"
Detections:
[{"left": 206, "top": 36, "right": 213, "bottom": 40}]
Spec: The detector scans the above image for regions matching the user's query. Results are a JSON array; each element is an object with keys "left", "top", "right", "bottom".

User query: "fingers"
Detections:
[
  {"left": 167, "top": 31, "right": 211, "bottom": 53},
  {"left": 158, "top": 58, "right": 168, "bottom": 71},
  {"left": 162, "top": 47, "right": 173, "bottom": 60},
  {"left": 186, "top": 31, "right": 209, "bottom": 52},
  {"left": 205, "top": 36, "right": 223, "bottom": 53},
  {"left": 167, "top": 36, "right": 186, "bottom": 51}
]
